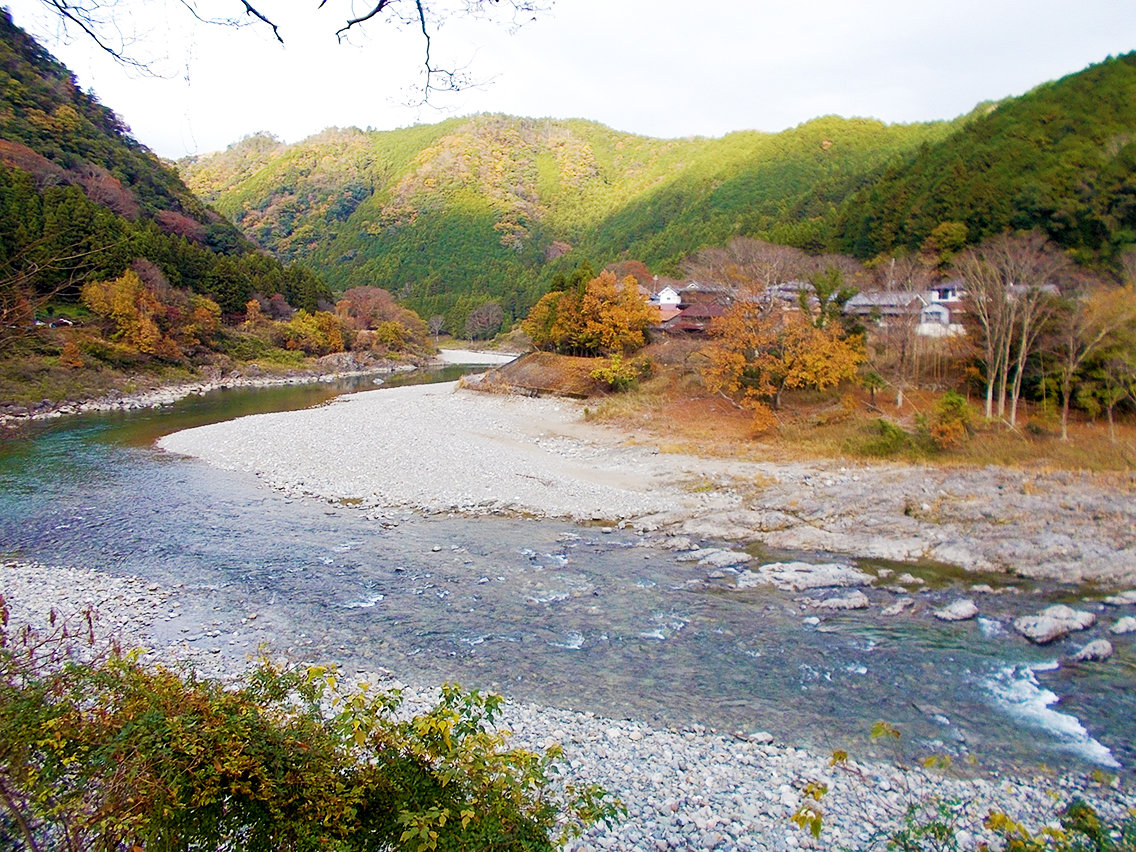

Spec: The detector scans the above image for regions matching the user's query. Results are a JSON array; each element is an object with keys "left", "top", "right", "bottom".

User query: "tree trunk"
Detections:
[{"left": 1060, "top": 376, "right": 1073, "bottom": 442}]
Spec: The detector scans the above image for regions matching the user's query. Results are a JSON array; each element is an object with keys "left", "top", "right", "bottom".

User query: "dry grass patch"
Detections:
[
  {"left": 480, "top": 352, "right": 604, "bottom": 398},
  {"left": 484, "top": 352, "right": 1136, "bottom": 474}
]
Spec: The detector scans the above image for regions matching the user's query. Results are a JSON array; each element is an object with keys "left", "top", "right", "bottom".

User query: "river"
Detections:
[{"left": 1, "top": 369, "right": 1133, "bottom": 777}]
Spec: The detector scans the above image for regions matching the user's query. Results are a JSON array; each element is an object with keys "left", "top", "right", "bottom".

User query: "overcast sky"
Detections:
[{"left": 5, "top": 0, "right": 1136, "bottom": 160}]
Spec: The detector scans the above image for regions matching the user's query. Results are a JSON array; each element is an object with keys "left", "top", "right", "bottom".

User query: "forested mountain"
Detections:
[
  {"left": 182, "top": 115, "right": 961, "bottom": 331},
  {"left": 0, "top": 9, "right": 330, "bottom": 316},
  {"left": 184, "top": 52, "right": 1136, "bottom": 331},
  {"left": 828, "top": 52, "right": 1136, "bottom": 264}
]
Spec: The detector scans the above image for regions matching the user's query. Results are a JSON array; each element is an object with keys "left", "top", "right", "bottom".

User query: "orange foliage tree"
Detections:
[
  {"left": 522, "top": 271, "right": 659, "bottom": 356},
  {"left": 81, "top": 268, "right": 221, "bottom": 359},
  {"left": 702, "top": 300, "right": 864, "bottom": 429}
]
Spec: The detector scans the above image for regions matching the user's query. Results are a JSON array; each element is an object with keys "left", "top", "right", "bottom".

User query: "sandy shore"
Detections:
[{"left": 159, "top": 381, "right": 1136, "bottom": 586}]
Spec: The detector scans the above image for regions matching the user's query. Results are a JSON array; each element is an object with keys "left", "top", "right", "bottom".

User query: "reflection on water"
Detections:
[{"left": 1, "top": 373, "right": 1133, "bottom": 777}]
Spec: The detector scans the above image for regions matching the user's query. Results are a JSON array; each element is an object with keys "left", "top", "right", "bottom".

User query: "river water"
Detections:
[{"left": 1, "top": 372, "right": 1133, "bottom": 777}]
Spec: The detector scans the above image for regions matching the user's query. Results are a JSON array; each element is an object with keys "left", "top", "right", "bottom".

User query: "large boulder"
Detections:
[
  {"left": 697, "top": 549, "right": 753, "bottom": 569},
  {"left": 934, "top": 599, "right": 979, "bottom": 622},
  {"left": 1110, "top": 616, "right": 1136, "bottom": 635},
  {"left": 1072, "top": 639, "right": 1114, "bottom": 662},
  {"left": 1103, "top": 590, "right": 1136, "bottom": 606},
  {"left": 815, "top": 590, "right": 870, "bottom": 610},
  {"left": 1013, "top": 604, "right": 1096, "bottom": 644},
  {"left": 740, "top": 561, "right": 872, "bottom": 592}
]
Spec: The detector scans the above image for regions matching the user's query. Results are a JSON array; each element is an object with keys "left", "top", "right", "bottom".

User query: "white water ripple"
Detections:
[{"left": 985, "top": 661, "right": 1120, "bottom": 769}]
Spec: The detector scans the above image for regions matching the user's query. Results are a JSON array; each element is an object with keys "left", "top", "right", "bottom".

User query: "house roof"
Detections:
[
  {"left": 845, "top": 291, "right": 925, "bottom": 313},
  {"left": 674, "top": 303, "right": 727, "bottom": 319}
]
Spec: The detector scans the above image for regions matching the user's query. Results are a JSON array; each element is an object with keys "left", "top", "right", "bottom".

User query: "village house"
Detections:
[
  {"left": 844, "top": 285, "right": 966, "bottom": 337},
  {"left": 661, "top": 301, "right": 728, "bottom": 334},
  {"left": 648, "top": 283, "right": 684, "bottom": 321}
]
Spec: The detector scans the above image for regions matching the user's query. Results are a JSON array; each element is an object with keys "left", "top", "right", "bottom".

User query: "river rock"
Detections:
[
  {"left": 1071, "top": 639, "right": 1114, "bottom": 662},
  {"left": 882, "top": 597, "right": 915, "bottom": 616},
  {"left": 1013, "top": 605, "right": 1096, "bottom": 644},
  {"left": 697, "top": 549, "right": 753, "bottom": 569},
  {"left": 1110, "top": 616, "right": 1136, "bottom": 635},
  {"left": 814, "top": 590, "right": 870, "bottom": 610},
  {"left": 743, "top": 561, "right": 872, "bottom": 592},
  {"left": 1103, "top": 590, "right": 1136, "bottom": 606},
  {"left": 657, "top": 536, "right": 696, "bottom": 552},
  {"left": 933, "top": 599, "right": 979, "bottom": 622}
]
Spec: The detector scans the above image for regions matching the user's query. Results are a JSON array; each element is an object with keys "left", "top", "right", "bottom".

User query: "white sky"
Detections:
[{"left": 5, "top": 0, "right": 1136, "bottom": 160}]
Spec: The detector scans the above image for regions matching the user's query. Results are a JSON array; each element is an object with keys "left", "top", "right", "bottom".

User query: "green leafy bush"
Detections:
[
  {"left": 845, "top": 418, "right": 921, "bottom": 458},
  {"left": 923, "top": 391, "right": 974, "bottom": 450},
  {"left": 0, "top": 600, "right": 622, "bottom": 851},
  {"left": 590, "top": 353, "right": 650, "bottom": 391}
]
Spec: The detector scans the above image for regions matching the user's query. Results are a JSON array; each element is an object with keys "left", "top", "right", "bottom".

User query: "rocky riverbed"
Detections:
[
  {"left": 158, "top": 381, "right": 1136, "bottom": 587},
  {"left": 2, "top": 558, "right": 1133, "bottom": 851}
]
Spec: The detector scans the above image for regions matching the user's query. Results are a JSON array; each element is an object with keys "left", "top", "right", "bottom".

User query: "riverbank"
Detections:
[
  {"left": 3, "top": 558, "right": 1132, "bottom": 851},
  {"left": 0, "top": 348, "right": 523, "bottom": 431},
  {"left": 158, "top": 381, "right": 1136, "bottom": 588},
  {"left": 0, "top": 357, "right": 415, "bottom": 430}
]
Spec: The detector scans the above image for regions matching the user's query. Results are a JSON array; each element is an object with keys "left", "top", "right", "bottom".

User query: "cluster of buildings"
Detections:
[{"left": 639, "top": 278, "right": 968, "bottom": 337}]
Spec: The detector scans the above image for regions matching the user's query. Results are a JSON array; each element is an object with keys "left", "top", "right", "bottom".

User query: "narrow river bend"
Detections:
[{"left": 1, "top": 373, "right": 1133, "bottom": 778}]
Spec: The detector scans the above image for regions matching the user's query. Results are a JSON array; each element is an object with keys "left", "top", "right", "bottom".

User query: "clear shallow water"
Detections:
[{"left": 1, "top": 375, "right": 1133, "bottom": 777}]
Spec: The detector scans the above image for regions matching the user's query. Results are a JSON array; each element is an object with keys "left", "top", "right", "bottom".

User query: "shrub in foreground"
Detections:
[{"left": 0, "top": 599, "right": 621, "bottom": 851}]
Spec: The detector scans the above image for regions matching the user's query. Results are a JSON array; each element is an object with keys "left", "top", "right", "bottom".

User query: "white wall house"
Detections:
[{"left": 650, "top": 286, "right": 682, "bottom": 308}]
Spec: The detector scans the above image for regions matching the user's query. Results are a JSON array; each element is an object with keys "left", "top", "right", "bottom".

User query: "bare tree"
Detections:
[
  {"left": 682, "top": 237, "right": 807, "bottom": 293},
  {"left": 871, "top": 253, "right": 936, "bottom": 293},
  {"left": 28, "top": 0, "right": 547, "bottom": 98},
  {"left": 953, "top": 231, "right": 1072, "bottom": 425},
  {"left": 464, "top": 301, "right": 504, "bottom": 340},
  {"left": 1, "top": 239, "right": 118, "bottom": 350}
]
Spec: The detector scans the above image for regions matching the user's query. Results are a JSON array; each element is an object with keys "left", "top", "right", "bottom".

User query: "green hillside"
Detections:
[
  {"left": 829, "top": 52, "right": 1136, "bottom": 264},
  {"left": 180, "top": 52, "right": 1136, "bottom": 330},
  {"left": 181, "top": 114, "right": 956, "bottom": 330},
  {"left": 0, "top": 9, "right": 330, "bottom": 315}
]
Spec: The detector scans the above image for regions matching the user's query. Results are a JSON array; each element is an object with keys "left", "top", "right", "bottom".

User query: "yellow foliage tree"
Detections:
[
  {"left": 702, "top": 301, "right": 865, "bottom": 429},
  {"left": 82, "top": 269, "right": 223, "bottom": 360},
  {"left": 277, "top": 309, "right": 345, "bottom": 355},
  {"left": 81, "top": 270, "right": 166, "bottom": 355},
  {"left": 522, "top": 271, "right": 659, "bottom": 356}
]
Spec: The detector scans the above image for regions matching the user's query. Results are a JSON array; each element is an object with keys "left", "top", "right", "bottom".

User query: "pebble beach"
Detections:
[{"left": 2, "top": 558, "right": 1133, "bottom": 851}]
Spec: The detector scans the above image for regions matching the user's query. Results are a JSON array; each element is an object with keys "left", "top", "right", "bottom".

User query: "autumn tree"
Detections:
[
  {"left": 522, "top": 272, "right": 659, "bottom": 356},
  {"left": 334, "top": 286, "right": 429, "bottom": 352},
  {"left": 275, "top": 309, "right": 345, "bottom": 356},
  {"left": 81, "top": 267, "right": 221, "bottom": 359},
  {"left": 702, "top": 298, "right": 865, "bottom": 430},
  {"left": 465, "top": 301, "right": 505, "bottom": 340}
]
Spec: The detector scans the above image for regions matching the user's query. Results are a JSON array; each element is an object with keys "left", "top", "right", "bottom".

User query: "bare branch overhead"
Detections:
[{"left": 33, "top": 0, "right": 549, "bottom": 97}]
